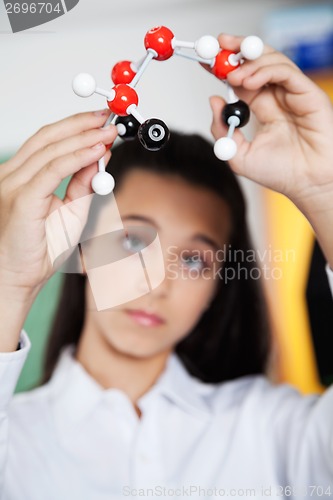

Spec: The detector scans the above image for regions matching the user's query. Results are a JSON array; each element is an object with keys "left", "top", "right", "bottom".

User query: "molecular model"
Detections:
[{"left": 72, "top": 26, "right": 264, "bottom": 195}]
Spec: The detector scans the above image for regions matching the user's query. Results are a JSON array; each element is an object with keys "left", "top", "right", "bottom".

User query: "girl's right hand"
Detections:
[{"left": 0, "top": 110, "right": 117, "bottom": 299}]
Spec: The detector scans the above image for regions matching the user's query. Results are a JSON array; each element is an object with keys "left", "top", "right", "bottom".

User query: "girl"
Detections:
[{"left": 0, "top": 35, "right": 332, "bottom": 499}]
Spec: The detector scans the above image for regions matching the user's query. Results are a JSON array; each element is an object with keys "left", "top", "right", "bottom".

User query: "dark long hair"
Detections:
[{"left": 43, "top": 131, "right": 271, "bottom": 384}]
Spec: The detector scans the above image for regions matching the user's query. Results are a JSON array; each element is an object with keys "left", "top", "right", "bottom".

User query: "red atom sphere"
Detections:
[
  {"left": 107, "top": 84, "right": 139, "bottom": 116},
  {"left": 111, "top": 60, "right": 136, "bottom": 85},
  {"left": 212, "top": 50, "right": 240, "bottom": 80},
  {"left": 144, "top": 26, "right": 175, "bottom": 61}
]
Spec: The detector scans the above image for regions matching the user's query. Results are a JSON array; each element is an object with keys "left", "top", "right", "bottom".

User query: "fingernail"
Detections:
[
  {"left": 101, "top": 124, "right": 114, "bottom": 131},
  {"left": 94, "top": 109, "right": 109, "bottom": 116},
  {"left": 91, "top": 142, "right": 104, "bottom": 150}
]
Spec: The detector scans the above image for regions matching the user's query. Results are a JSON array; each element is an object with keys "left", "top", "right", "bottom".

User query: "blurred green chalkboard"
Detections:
[
  {"left": 18, "top": 272, "right": 64, "bottom": 392},
  {"left": 0, "top": 155, "right": 70, "bottom": 392}
]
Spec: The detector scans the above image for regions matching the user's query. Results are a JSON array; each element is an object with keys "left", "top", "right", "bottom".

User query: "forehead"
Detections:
[{"left": 113, "top": 168, "right": 231, "bottom": 243}]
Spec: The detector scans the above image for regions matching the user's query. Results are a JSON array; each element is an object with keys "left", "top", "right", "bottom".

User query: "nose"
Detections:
[
  {"left": 129, "top": 231, "right": 167, "bottom": 297},
  {"left": 149, "top": 269, "right": 171, "bottom": 297},
  {"left": 146, "top": 249, "right": 179, "bottom": 301}
]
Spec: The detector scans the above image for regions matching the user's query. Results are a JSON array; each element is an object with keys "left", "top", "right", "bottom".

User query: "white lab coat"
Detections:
[{"left": 1, "top": 267, "right": 333, "bottom": 500}]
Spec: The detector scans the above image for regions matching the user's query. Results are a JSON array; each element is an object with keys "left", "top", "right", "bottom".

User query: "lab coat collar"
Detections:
[
  {"left": 147, "top": 353, "right": 214, "bottom": 420},
  {"left": 49, "top": 347, "right": 213, "bottom": 436}
]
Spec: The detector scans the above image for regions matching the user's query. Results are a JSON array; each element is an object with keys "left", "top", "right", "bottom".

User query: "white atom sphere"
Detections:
[
  {"left": 195, "top": 36, "right": 220, "bottom": 59},
  {"left": 72, "top": 73, "right": 96, "bottom": 97},
  {"left": 214, "top": 137, "right": 237, "bottom": 161},
  {"left": 116, "top": 123, "right": 127, "bottom": 136},
  {"left": 91, "top": 172, "right": 115, "bottom": 196},
  {"left": 240, "top": 36, "right": 264, "bottom": 60}
]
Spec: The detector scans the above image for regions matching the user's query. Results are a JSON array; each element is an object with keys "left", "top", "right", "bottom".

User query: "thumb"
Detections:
[
  {"left": 63, "top": 150, "right": 112, "bottom": 203},
  {"left": 209, "top": 95, "right": 228, "bottom": 140},
  {"left": 209, "top": 96, "right": 250, "bottom": 176}
]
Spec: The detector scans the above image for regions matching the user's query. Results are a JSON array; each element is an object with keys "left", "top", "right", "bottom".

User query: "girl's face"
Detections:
[{"left": 84, "top": 168, "right": 231, "bottom": 359}]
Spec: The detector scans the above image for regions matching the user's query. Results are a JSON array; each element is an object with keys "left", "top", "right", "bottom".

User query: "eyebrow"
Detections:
[
  {"left": 122, "top": 214, "right": 159, "bottom": 228},
  {"left": 122, "top": 214, "right": 221, "bottom": 251},
  {"left": 193, "top": 234, "right": 220, "bottom": 252}
]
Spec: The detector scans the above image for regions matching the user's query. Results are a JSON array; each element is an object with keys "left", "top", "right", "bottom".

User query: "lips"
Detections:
[{"left": 125, "top": 309, "right": 165, "bottom": 327}]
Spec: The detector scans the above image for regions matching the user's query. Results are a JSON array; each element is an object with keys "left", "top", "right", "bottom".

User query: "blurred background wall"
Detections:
[{"left": 0, "top": 0, "right": 332, "bottom": 392}]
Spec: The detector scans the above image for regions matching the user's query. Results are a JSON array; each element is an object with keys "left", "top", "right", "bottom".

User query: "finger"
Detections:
[
  {"left": 9, "top": 110, "right": 111, "bottom": 171},
  {"left": 23, "top": 143, "right": 107, "bottom": 202},
  {"left": 209, "top": 95, "right": 249, "bottom": 158},
  {"left": 47, "top": 148, "right": 112, "bottom": 259},
  {"left": 200, "top": 34, "right": 275, "bottom": 82},
  {"left": 47, "top": 163, "right": 98, "bottom": 221},
  {"left": 199, "top": 34, "right": 247, "bottom": 77},
  {"left": 240, "top": 64, "right": 326, "bottom": 125},
  {"left": 9, "top": 125, "right": 117, "bottom": 187},
  {"left": 216, "top": 33, "right": 245, "bottom": 52},
  {"left": 0, "top": 160, "right": 12, "bottom": 183},
  {"left": 216, "top": 33, "right": 274, "bottom": 56},
  {"left": 63, "top": 150, "right": 112, "bottom": 203},
  {"left": 226, "top": 51, "right": 298, "bottom": 89},
  {"left": 241, "top": 62, "right": 317, "bottom": 97},
  {"left": 209, "top": 95, "right": 228, "bottom": 139}
]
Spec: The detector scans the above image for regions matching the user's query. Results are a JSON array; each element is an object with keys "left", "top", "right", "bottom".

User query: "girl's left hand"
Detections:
[{"left": 208, "top": 34, "right": 333, "bottom": 212}]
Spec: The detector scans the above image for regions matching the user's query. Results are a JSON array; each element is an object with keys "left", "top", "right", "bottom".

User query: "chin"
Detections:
[{"left": 102, "top": 332, "right": 170, "bottom": 360}]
